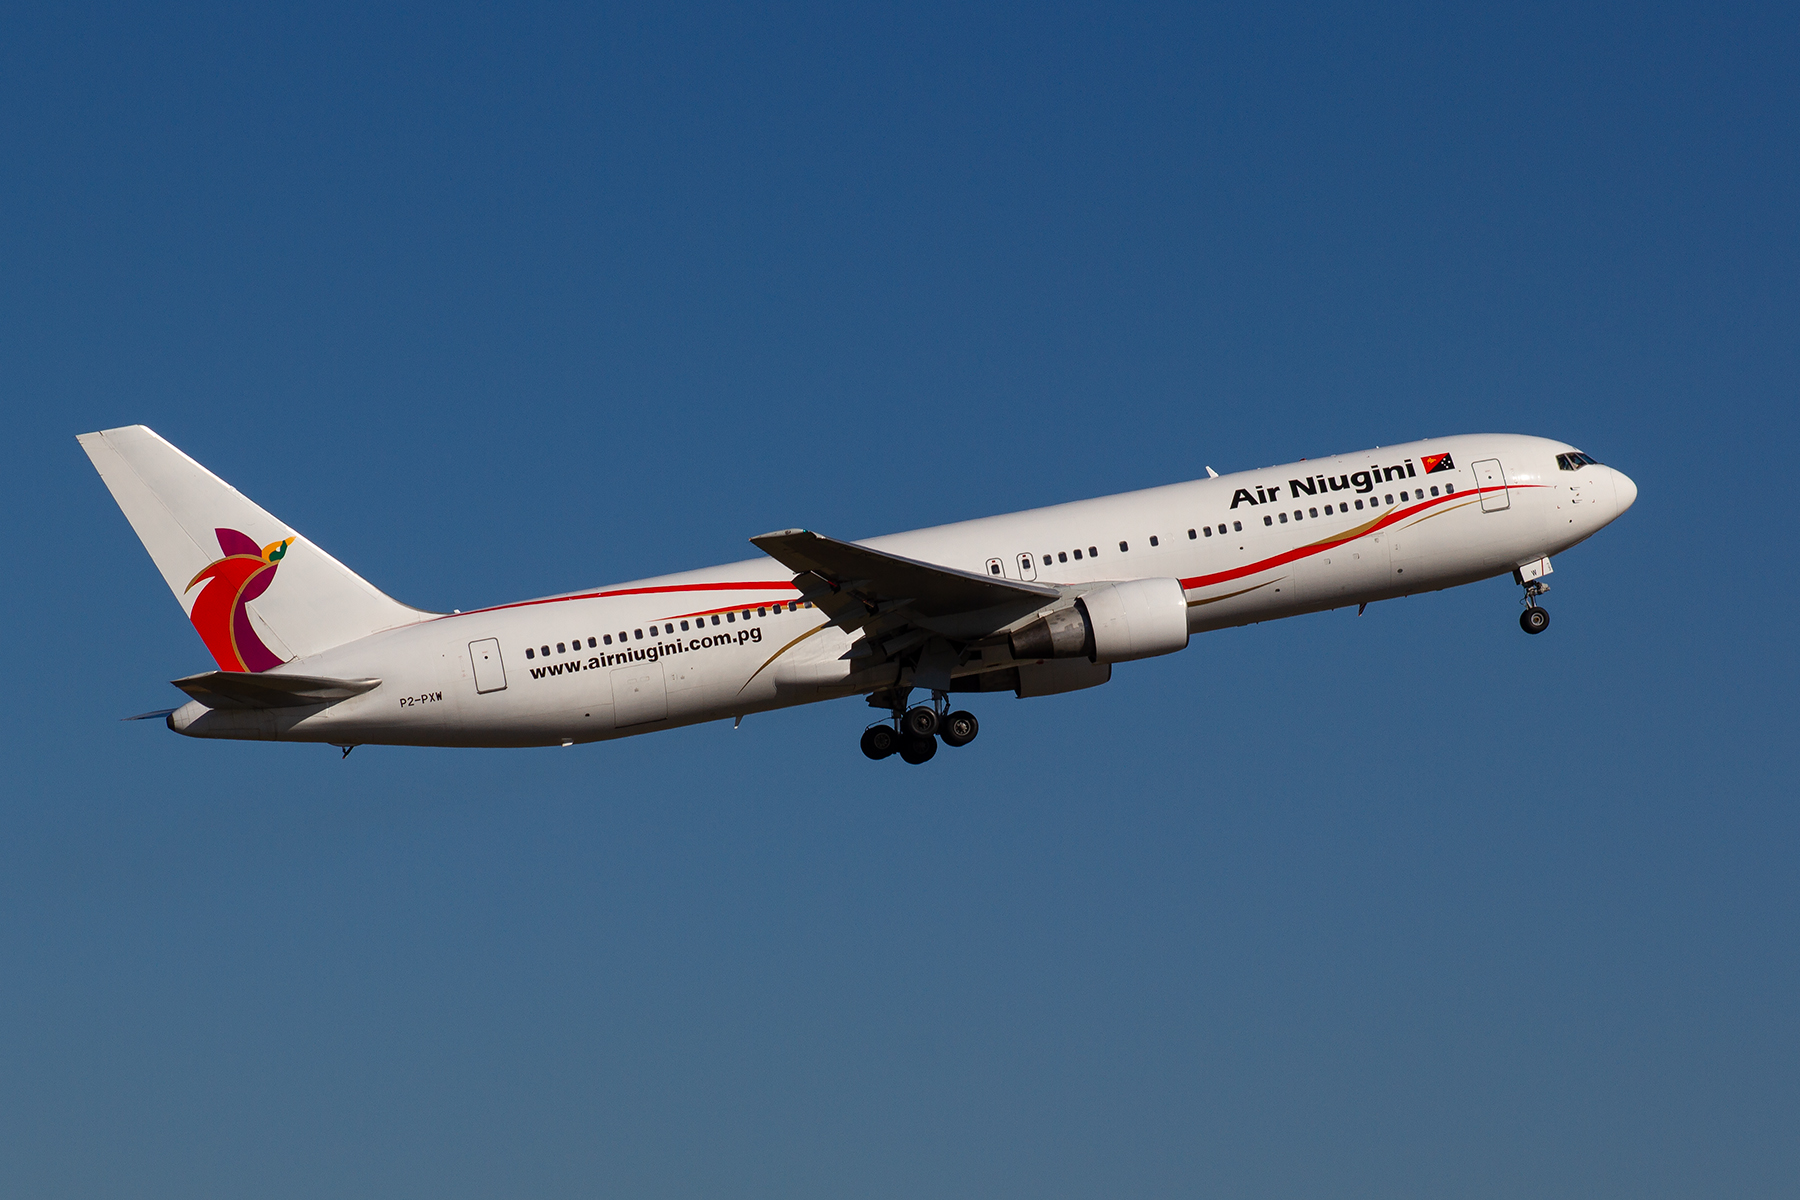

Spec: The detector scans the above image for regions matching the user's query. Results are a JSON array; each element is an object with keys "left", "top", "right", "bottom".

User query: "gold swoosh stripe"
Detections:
[{"left": 735, "top": 621, "right": 833, "bottom": 697}]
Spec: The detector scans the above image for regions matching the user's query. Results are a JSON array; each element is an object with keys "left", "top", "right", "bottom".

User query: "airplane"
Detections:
[{"left": 81, "top": 426, "right": 1636, "bottom": 762}]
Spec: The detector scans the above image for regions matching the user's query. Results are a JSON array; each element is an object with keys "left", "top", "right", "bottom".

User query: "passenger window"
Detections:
[
  {"left": 1203, "top": 526, "right": 1212, "bottom": 537},
  {"left": 633, "top": 629, "right": 643, "bottom": 639},
  {"left": 1221, "top": 524, "right": 1230, "bottom": 535},
  {"left": 525, "top": 647, "right": 535, "bottom": 659},
  {"left": 1149, "top": 536, "right": 1159, "bottom": 547},
  {"left": 604, "top": 634, "right": 612, "bottom": 644},
  {"left": 556, "top": 643, "right": 565, "bottom": 653},
  {"left": 1445, "top": 484, "right": 1455, "bottom": 494},
  {"left": 1058, "top": 552, "right": 1067, "bottom": 562},
  {"left": 588, "top": 637, "right": 596, "bottom": 648},
  {"left": 1188, "top": 528, "right": 1196, "bottom": 539},
  {"left": 711, "top": 615, "right": 721, "bottom": 625},
  {"left": 1264, "top": 515, "right": 1273, "bottom": 526},
  {"left": 679, "top": 621, "right": 689, "bottom": 631},
  {"left": 758, "top": 607, "right": 766, "bottom": 617},
  {"left": 541, "top": 645, "right": 550, "bottom": 656},
  {"left": 1355, "top": 499, "right": 1364, "bottom": 509},
  {"left": 1280, "top": 512, "right": 1288, "bottom": 523},
  {"left": 619, "top": 631, "right": 628, "bottom": 641},
  {"left": 1119, "top": 541, "right": 1129, "bottom": 552},
  {"left": 727, "top": 611, "right": 735, "bottom": 622},
  {"left": 665, "top": 623, "right": 673, "bottom": 634},
  {"left": 1089, "top": 546, "right": 1097, "bottom": 557},
  {"left": 1430, "top": 486, "right": 1439, "bottom": 496},
  {"left": 649, "top": 627, "right": 659, "bottom": 637},
  {"left": 1384, "top": 495, "right": 1393, "bottom": 504},
  {"left": 1233, "top": 521, "right": 1242, "bottom": 532},
  {"left": 989, "top": 562, "right": 1001, "bottom": 575},
  {"left": 1073, "top": 549, "right": 1083, "bottom": 560},
  {"left": 1043, "top": 554, "right": 1052, "bottom": 566}
]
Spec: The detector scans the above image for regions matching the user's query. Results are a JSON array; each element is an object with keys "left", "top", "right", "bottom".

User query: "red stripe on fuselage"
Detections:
[
  {"left": 436, "top": 484, "right": 1536, "bottom": 620},
  {"left": 443, "top": 580, "right": 801, "bottom": 619},
  {"left": 1179, "top": 485, "right": 1536, "bottom": 592}
]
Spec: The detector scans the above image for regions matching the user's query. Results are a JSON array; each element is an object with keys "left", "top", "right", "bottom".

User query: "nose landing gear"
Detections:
[
  {"left": 1519, "top": 579, "right": 1550, "bottom": 634},
  {"left": 860, "top": 689, "right": 981, "bottom": 763}
]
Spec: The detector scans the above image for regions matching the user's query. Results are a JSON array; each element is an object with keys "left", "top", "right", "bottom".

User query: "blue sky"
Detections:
[{"left": 1, "top": 3, "right": 1795, "bottom": 1197}]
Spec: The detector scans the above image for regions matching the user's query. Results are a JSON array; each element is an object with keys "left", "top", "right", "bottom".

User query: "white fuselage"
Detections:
[{"left": 170, "top": 433, "right": 1636, "bottom": 748}]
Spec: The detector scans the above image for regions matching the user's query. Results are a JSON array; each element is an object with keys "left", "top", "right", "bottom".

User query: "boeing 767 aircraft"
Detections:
[{"left": 81, "top": 426, "right": 1635, "bottom": 763}]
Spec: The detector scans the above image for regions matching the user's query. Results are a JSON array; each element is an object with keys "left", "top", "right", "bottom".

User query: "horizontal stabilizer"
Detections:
[{"left": 172, "top": 671, "right": 381, "bottom": 710}]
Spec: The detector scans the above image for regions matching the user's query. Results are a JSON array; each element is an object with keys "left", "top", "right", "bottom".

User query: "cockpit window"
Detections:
[{"left": 1557, "top": 451, "right": 1601, "bottom": 471}]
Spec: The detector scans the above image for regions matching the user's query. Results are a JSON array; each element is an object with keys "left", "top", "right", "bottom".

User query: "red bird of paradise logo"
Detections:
[{"left": 185, "top": 528, "right": 295, "bottom": 672}]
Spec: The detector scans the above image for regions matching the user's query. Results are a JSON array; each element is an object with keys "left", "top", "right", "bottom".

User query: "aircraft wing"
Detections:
[
  {"left": 172, "top": 671, "right": 382, "bottom": 709},
  {"left": 750, "top": 528, "right": 1057, "bottom": 639}
]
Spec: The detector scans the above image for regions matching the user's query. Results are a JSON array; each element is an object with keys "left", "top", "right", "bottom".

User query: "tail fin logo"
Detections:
[{"left": 185, "top": 528, "right": 295, "bottom": 672}]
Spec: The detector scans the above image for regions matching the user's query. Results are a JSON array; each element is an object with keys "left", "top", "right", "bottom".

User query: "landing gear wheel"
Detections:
[
  {"left": 1520, "top": 607, "right": 1550, "bottom": 635},
  {"left": 898, "top": 733, "right": 938, "bottom": 764},
  {"left": 901, "top": 706, "right": 940, "bottom": 738},
  {"left": 940, "top": 710, "right": 979, "bottom": 747},
  {"left": 861, "top": 725, "right": 897, "bottom": 760}
]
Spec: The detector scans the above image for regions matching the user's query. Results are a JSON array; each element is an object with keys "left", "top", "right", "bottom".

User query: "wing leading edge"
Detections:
[{"left": 750, "top": 528, "right": 1057, "bottom": 630}]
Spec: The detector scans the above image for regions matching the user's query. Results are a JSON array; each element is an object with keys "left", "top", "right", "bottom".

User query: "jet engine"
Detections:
[{"left": 1008, "top": 577, "right": 1190, "bottom": 664}]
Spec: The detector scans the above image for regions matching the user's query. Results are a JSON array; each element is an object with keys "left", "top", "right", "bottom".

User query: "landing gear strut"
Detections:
[
  {"left": 860, "top": 688, "right": 981, "bottom": 763},
  {"left": 1519, "top": 580, "right": 1550, "bottom": 635}
]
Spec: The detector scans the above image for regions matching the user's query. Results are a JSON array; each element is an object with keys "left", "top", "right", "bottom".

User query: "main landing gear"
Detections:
[
  {"left": 1519, "top": 580, "right": 1551, "bottom": 635},
  {"left": 860, "top": 689, "right": 980, "bottom": 763}
]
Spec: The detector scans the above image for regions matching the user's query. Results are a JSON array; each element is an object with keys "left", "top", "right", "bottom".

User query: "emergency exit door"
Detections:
[
  {"left": 611, "top": 661, "right": 667, "bottom": 727},
  {"left": 468, "top": 639, "right": 507, "bottom": 693},
  {"left": 1473, "top": 458, "right": 1510, "bottom": 512}
]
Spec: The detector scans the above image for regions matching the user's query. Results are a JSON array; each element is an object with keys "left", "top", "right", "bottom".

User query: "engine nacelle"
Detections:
[{"left": 1008, "top": 577, "right": 1190, "bottom": 665}]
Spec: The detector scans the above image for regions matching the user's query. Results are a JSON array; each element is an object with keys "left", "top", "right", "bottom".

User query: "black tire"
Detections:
[
  {"left": 901, "top": 706, "right": 940, "bottom": 738},
  {"left": 898, "top": 733, "right": 938, "bottom": 764},
  {"left": 1520, "top": 607, "right": 1550, "bottom": 635},
  {"left": 940, "top": 710, "right": 979, "bottom": 747},
  {"left": 861, "top": 725, "right": 897, "bottom": 760}
]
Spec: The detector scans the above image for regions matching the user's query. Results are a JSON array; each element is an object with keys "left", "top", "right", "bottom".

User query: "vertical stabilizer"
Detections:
[{"left": 78, "top": 425, "right": 435, "bottom": 670}]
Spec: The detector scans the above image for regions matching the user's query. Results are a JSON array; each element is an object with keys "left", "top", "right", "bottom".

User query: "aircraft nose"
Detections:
[{"left": 1612, "top": 467, "right": 1638, "bottom": 516}]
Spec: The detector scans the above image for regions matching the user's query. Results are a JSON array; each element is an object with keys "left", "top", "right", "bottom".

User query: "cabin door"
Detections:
[
  {"left": 468, "top": 639, "right": 507, "bottom": 693},
  {"left": 1473, "top": 459, "right": 1510, "bottom": 512}
]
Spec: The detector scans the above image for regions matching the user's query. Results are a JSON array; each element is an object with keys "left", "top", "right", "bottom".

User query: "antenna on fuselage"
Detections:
[{"left": 1205, "top": 466, "right": 1219, "bottom": 478}]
